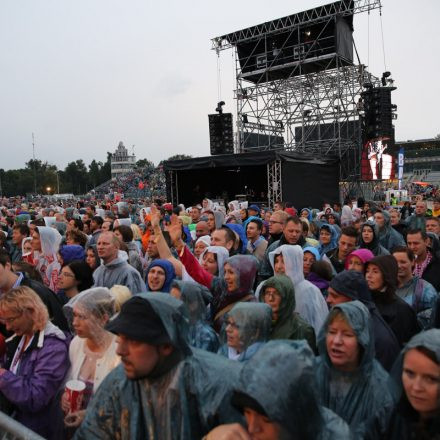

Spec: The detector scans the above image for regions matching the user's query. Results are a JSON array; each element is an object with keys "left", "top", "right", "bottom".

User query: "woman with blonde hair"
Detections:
[{"left": 0, "top": 286, "right": 69, "bottom": 439}]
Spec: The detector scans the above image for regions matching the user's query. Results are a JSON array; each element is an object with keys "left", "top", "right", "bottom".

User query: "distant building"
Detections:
[{"left": 110, "top": 142, "right": 136, "bottom": 179}]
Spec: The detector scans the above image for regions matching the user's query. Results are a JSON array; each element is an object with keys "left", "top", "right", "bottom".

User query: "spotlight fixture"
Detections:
[
  {"left": 303, "top": 109, "right": 312, "bottom": 118},
  {"left": 215, "top": 101, "right": 225, "bottom": 114},
  {"left": 242, "top": 114, "right": 249, "bottom": 124}
]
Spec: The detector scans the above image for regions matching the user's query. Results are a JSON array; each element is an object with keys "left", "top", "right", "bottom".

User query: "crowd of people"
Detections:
[{"left": 0, "top": 194, "right": 439, "bottom": 439}]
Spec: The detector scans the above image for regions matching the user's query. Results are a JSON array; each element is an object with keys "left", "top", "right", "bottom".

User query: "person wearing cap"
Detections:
[
  {"left": 247, "top": 204, "right": 260, "bottom": 218},
  {"left": 74, "top": 293, "right": 241, "bottom": 440}
]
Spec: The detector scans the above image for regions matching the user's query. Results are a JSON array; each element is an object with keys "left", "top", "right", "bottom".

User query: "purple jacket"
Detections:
[{"left": 0, "top": 323, "right": 70, "bottom": 440}]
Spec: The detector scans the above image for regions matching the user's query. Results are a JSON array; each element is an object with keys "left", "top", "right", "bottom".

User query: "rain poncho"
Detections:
[
  {"left": 344, "top": 248, "right": 374, "bottom": 270},
  {"left": 218, "top": 302, "right": 271, "bottom": 361},
  {"left": 359, "top": 222, "right": 390, "bottom": 256},
  {"left": 340, "top": 205, "right": 354, "bottom": 226},
  {"left": 200, "top": 246, "right": 229, "bottom": 277},
  {"left": 377, "top": 210, "right": 406, "bottom": 252},
  {"left": 59, "top": 244, "right": 86, "bottom": 265},
  {"left": 368, "top": 329, "right": 440, "bottom": 439},
  {"left": 34, "top": 226, "right": 62, "bottom": 292},
  {"left": 269, "top": 245, "right": 328, "bottom": 333},
  {"left": 329, "top": 270, "right": 400, "bottom": 371},
  {"left": 171, "top": 280, "right": 219, "bottom": 353},
  {"left": 315, "top": 301, "right": 396, "bottom": 438},
  {"left": 318, "top": 224, "right": 339, "bottom": 256},
  {"left": 224, "top": 223, "right": 247, "bottom": 254},
  {"left": 366, "top": 256, "right": 420, "bottom": 347},
  {"left": 260, "top": 275, "right": 316, "bottom": 352},
  {"left": 145, "top": 259, "right": 176, "bottom": 293},
  {"left": 231, "top": 340, "right": 352, "bottom": 439},
  {"left": 74, "top": 293, "right": 242, "bottom": 440}
]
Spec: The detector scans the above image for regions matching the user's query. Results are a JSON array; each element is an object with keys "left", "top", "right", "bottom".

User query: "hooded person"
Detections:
[
  {"left": 359, "top": 221, "right": 390, "bottom": 256},
  {"left": 315, "top": 301, "right": 396, "bottom": 438},
  {"left": 369, "top": 329, "right": 440, "bottom": 439},
  {"left": 145, "top": 259, "right": 176, "bottom": 293},
  {"left": 344, "top": 248, "right": 374, "bottom": 272},
  {"left": 224, "top": 223, "right": 247, "bottom": 255},
  {"left": 260, "top": 275, "right": 316, "bottom": 352},
  {"left": 74, "top": 292, "right": 242, "bottom": 440},
  {"left": 268, "top": 245, "right": 328, "bottom": 334},
  {"left": 365, "top": 255, "right": 421, "bottom": 347},
  {"left": 170, "top": 280, "right": 219, "bottom": 353},
  {"left": 318, "top": 223, "right": 339, "bottom": 257},
  {"left": 206, "top": 340, "right": 352, "bottom": 439},
  {"left": 218, "top": 302, "right": 272, "bottom": 362},
  {"left": 327, "top": 270, "right": 401, "bottom": 371},
  {"left": 375, "top": 210, "right": 406, "bottom": 252},
  {"left": 31, "top": 226, "right": 63, "bottom": 292}
]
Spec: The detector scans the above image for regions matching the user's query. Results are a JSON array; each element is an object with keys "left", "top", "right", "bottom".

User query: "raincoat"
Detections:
[
  {"left": 231, "top": 340, "right": 352, "bottom": 439},
  {"left": 33, "top": 226, "right": 62, "bottom": 292},
  {"left": 171, "top": 280, "right": 219, "bottom": 352},
  {"left": 377, "top": 211, "right": 405, "bottom": 251},
  {"left": 329, "top": 270, "right": 400, "bottom": 371},
  {"left": 318, "top": 224, "right": 339, "bottom": 256},
  {"left": 224, "top": 224, "right": 248, "bottom": 254},
  {"left": 269, "top": 245, "right": 328, "bottom": 333},
  {"left": 315, "top": 301, "right": 396, "bottom": 438},
  {"left": 218, "top": 302, "right": 271, "bottom": 361},
  {"left": 93, "top": 252, "right": 147, "bottom": 294},
  {"left": 259, "top": 275, "right": 316, "bottom": 352},
  {"left": 359, "top": 222, "right": 390, "bottom": 256},
  {"left": 344, "top": 248, "right": 374, "bottom": 270},
  {"left": 74, "top": 293, "right": 242, "bottom": 440},
  {"left": 368, "top": 329, "right": 440, "bottom": 439},
  {"left": 145, "top": 259, "right": 176, "bottom": 293},
  {"left": 0, "top": 322, "right": 70, "bottom": 439},
  {"left": 366, "top": 256, "right": 420, "bottom": 347}
]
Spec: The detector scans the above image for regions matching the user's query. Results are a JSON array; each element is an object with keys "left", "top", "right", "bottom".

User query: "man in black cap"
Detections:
[{"left": 74, "top": 292, "right": 241, "bottom": 440}]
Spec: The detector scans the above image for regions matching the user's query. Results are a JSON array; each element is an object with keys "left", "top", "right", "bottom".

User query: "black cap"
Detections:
[{"left": 105, "top": 296, "right": 170, "bottom": 345}]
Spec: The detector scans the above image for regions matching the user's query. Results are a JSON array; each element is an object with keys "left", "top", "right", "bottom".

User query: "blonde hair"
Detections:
[
  {"left": 130, "top": 224, "right": 143, "bottom": 241},
  {"left": 0, "top": 286, "right": 49, "bottom": 332},
  {"left": 110, "top": 285, "right": 132, "bottom": 312}
]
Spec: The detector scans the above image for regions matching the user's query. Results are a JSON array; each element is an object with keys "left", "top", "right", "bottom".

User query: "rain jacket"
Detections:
[
  {"left": 171, "top": 280, "right": 219, "bottom": 353},
  {"left": 368, "top": 329, "right": 440, "bottom": 439},
  {"left": 0, "top": 322, "right": 70, "bottom": 440},
  {"left": 93, "top": 252, "right": 147, "bottom": 294},
  {"left": 269, "top": 245, "right": 328, "bottom": 334},
  {"left": 224, "top": 224, "right": 248, "bottom": 254},
  {"left": 366, "top": 256, "right": 420, "bottom": 347},
  {"left": 259, "top": 275, "right": 316, "bottom": 352},
  {"left": 396, "top": 276, "right": 438, "bottom": 329},
  {"left": 218, "top": 302, "right": 271, "bottom": 361},
  {"left": 315, "top": 301, "right": 396, "bottom": 438},
  {"left": 232, "top": 340, "right": 352, "bottom": 439},
  {"left": 126, "top": 241, "right": 144, "bottom": 275},
  {"left": 329, "top": 270, "right": 400, "bottom": 371},
  {"left": 74, "top": 293, "right": 242, "bottom": 440},
  {"left": 359, "top": 222, "right": 390, "bottom": 256},
  {"left": 145, "top": 259, "right": 176, "bottom": 293},
  {"left": 318, "top": 224, "right": 339, "bottom": 256},
  {"left": 377, "top": 211, "right": 406, "bottom": 252}
]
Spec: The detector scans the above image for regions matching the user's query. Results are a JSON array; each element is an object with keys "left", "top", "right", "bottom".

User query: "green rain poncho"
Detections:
[
  {"left": 218, "top": 302, "right": 272, "bottom": 361},
  {"left": 315, "top": 300, "right": 396, "bottom": 438},
  {"left": 231, "top": 340, "right": 352, "bottom": 439},
  {"left": 260, "top": 275, "right": 316, "bottom": 352},
  {"left": 74, "top": 293, "right": 242, "bottom": 440}
]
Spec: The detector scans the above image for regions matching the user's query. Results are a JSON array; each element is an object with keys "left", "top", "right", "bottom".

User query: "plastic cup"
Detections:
[{"left": 65, "top": 379, "right": 86, "bottom": 413}]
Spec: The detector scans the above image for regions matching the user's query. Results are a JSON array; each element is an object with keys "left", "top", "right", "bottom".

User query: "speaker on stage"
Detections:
[{"left": 208, "top": 113, "right": 234, "bottom": 155}]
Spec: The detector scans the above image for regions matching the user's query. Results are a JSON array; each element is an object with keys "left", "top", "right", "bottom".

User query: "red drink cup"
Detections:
[{"left": 65, "top": 379, "right": 86, "bottom": 413}]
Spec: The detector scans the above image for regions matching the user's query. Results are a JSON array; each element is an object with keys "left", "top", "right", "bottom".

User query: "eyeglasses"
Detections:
[
  {"left": 0, "top": 314, "right": 22, "bottom": 324},
  {"left": 60, "top": 271, "right": 75, "bottom": 278},
  {"left": 263, "top": 292, "right": 281, "bottom": 301},
  {"left": 269, "top": 220, "right": 283, "bottom": 225},
  {"left": 225, "top": 321, "right": 239, "bottom": 330}
]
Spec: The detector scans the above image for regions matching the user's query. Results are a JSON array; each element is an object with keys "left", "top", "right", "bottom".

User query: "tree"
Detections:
[{"left": 136, "top": 158, "right": 155, "bottom": 169}]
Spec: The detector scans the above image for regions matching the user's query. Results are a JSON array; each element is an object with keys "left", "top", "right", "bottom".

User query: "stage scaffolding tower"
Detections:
[{"left": 212, "top": 0, "right": 382, "bottom": 190}]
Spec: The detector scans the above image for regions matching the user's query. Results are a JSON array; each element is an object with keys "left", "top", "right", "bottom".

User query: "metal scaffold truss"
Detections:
[{"left": 212, "top": 0, "right": 383, "bottom": 182}]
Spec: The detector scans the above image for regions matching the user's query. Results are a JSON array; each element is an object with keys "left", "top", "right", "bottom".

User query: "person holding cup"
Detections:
[
  {"left": 61, "top": 287, "right": 119, "bottom": 428},
  {"left": 0, "top": 286, "right": 70, "bottom": 440}
]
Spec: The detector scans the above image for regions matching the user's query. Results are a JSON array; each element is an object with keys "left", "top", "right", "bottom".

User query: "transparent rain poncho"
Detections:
[
  {"left": 171, "top": 280, "right": 219, "bottom": 353},
  {"left": 218, "top": 302, "right": 272, "bottom": 361},
  {"left": 315, "top": 300, "right": 396, "bottom": 438},
  {"left": 231, "top": 340, "right": 352, "bottom": 439},
  {"left": 75, "top": 292, "right": 242, "bottom": 440}
]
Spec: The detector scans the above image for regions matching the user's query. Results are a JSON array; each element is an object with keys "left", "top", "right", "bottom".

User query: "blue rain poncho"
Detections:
[
  {"left": 367, "top": 329, "right": 440, "bottom": 439},
  {"left": 318, "top": 224, "right": 339, "bottom": 256},
  {"left": 218, "top": 302, "right": 272, "bottom": 361},
  {"left": 171, "top": 280, "right": 219, "bottom": 353},
  {"left": 74, "top": 293, "right": 242, "bottom": 440},
  {"left": 377, "top": 210, "right": 405, "bottom": 252},
  {"left": 315, "top": 301, "right": 396, "bottom": 438},
  {"left": 231, "top": 340, "right": 352, "bottom": 439}
]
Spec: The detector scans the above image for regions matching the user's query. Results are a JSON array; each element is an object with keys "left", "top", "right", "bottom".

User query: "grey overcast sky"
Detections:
[{"left": 0, "top": 0, "right": 439, "bottom": 170}]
